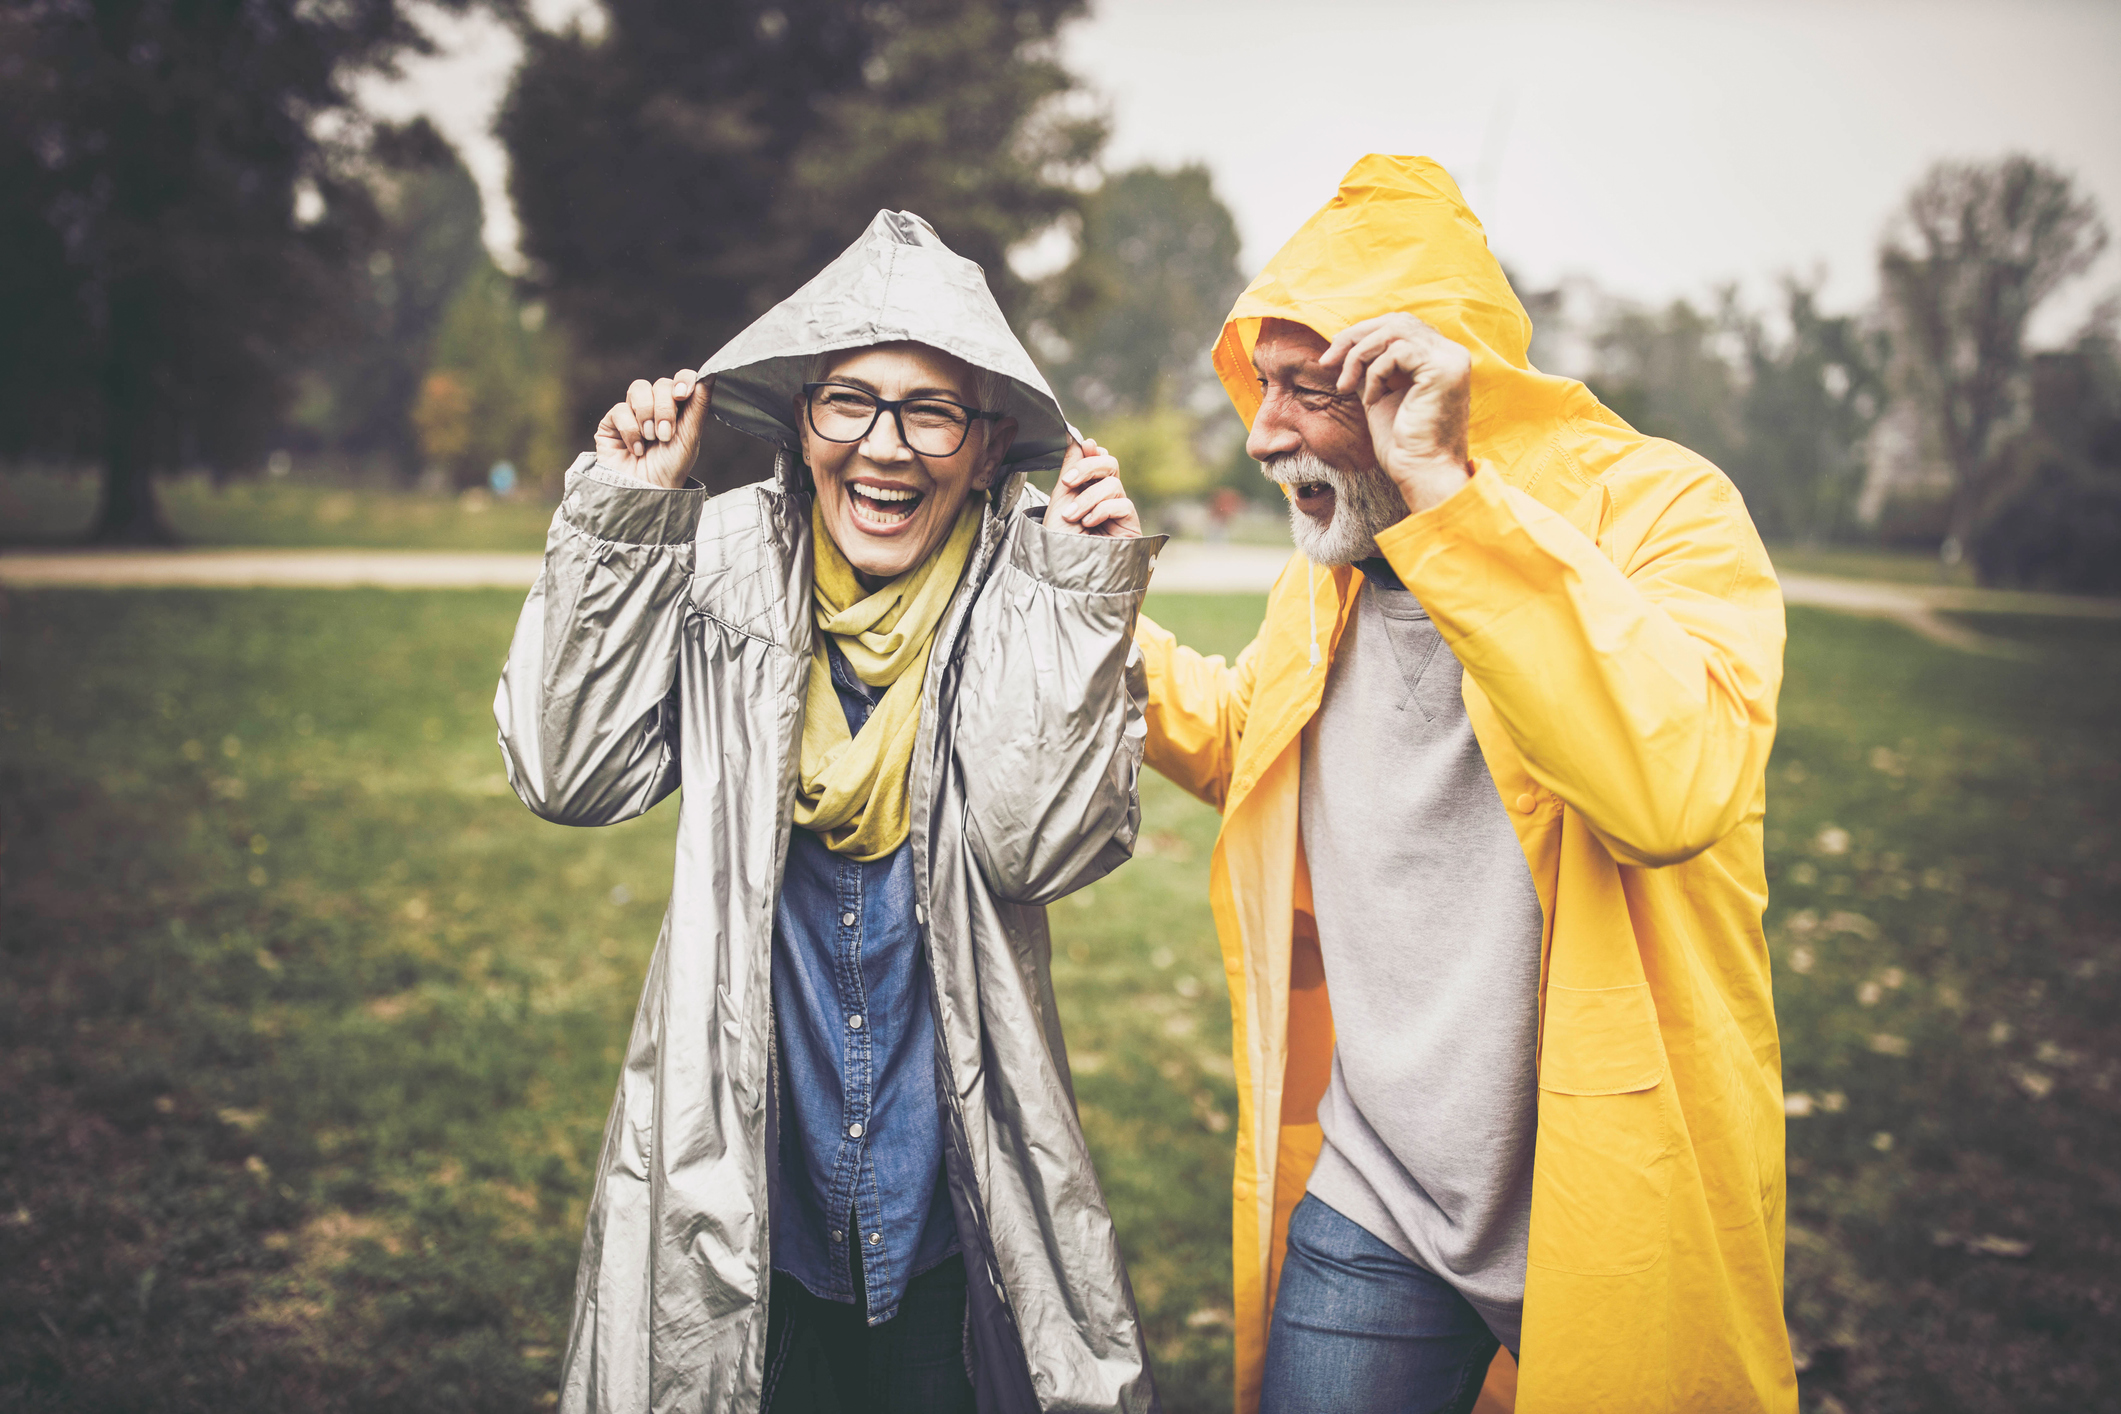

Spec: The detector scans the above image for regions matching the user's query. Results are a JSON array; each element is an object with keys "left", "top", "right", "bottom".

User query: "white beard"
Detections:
[{"left": 1262, "top": 451, "right": 1409, "bottom": 566}]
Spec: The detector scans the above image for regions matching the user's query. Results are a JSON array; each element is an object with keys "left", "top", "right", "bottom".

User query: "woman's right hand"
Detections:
[
  {"left": 596, "top": 370, "right": 712, "bottom": 488},
  {"left": 1047, "top": 436, "right": 1141, "bottom": 538}
]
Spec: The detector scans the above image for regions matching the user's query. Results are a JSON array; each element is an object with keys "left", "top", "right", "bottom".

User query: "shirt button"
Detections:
[
  {"left": 867, "top": 1233, "right": 881, "bottom": 1246},
  {"left": 1515, "top": 792, "right": 1536, "bottom": 813},
  {"left": 848, "top": 1014, "right": 864, "bottom": 1030},
  {"left": 914, "top": 904, "right": 927, "bottom": 925},
  {"left": 840, "top": 911, "right": 856, "bottom": 927},
  {"left": 847, "top": 1122, "right": 864, "bottom": 1139},
  {"left": 830, "top": 1229, "right": 844, "bottom": 1243}
]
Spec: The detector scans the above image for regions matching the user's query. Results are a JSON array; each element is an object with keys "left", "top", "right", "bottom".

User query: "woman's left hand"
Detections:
[{"left": 1048, "top": 437, "right": 1142, "bottom": 538}]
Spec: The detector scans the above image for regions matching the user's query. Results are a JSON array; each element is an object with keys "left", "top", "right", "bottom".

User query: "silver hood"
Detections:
[{"left": 701, "top": 209, "right": 1072, "bottom": 476}]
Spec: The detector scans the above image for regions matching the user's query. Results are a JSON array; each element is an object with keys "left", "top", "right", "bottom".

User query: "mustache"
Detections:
[{"left": 1261, "top": 452, "right": 1343, "bottom": 492}]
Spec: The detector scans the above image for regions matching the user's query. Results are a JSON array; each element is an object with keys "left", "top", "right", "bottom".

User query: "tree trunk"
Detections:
[
  {"left": 93, "top": 444, "right": 173, "bottom": 544},
  {"left": 91, "top": 308, "right": 175, "bottom": 544}
]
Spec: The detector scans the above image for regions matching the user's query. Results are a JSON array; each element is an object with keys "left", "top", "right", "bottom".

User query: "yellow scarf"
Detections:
[{"left": 794, "top": 497, "right": 981, "bottom": 860}]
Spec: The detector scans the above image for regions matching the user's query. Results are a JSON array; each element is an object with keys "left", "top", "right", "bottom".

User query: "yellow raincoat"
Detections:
[{"left": 1136, "top": 156, "right": 1795, "bottom": 1412}]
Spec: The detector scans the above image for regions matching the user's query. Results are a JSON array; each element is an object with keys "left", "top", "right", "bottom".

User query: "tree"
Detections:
[
  {"left": 1727, "top": 280, "right": 1888, "bottom": 543},
  {"left": 1965, "top": 311, "right": 2121, "bottom": 594},
  {"left": 412, "top": 261, "right": 570, "bottom": 489},
  {"left": 288, "top": 120, "right": 489, "bottom": 479},
  {"left": 1088, "top": 405, "right": 1210, "bottom": 506},
  {"left": 1586, "top": 294, "right": 1744, "bottom": 474},
  {"left": 1024, "top": 163, "right": 1248, "bottom": 509},
  {"left": 1879, "top": 155, "right": 2109, "bottom": 558},
  {"left": 499, "top": 0, "right": 1101, "bottom": 489},
  {"left": 1041, "top": 163, "right": 1246, "bottom": 418},
  {"left": 0, "top": 0, "right": 471, "bottom": 540}
]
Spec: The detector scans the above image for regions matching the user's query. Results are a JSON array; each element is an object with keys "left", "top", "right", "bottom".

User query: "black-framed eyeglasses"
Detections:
[{"left": 801, "top": 382, "right": 1003, "bottom": 458}]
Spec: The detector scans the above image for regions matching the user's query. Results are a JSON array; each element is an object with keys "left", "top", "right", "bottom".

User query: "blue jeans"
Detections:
[{"left": 1260, "top": 1195, "right": 1503, "bottom": 1414}]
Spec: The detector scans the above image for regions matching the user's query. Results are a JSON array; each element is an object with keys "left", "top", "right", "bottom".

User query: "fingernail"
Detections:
[
  {"left": 659, "top": 421, "right": 672, "bottom": 439},
  {"left": 675, "top": 384, "right": 689, "bottom": 396}
]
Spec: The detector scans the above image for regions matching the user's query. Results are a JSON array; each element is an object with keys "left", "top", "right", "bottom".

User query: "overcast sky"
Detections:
[{"left": 373, "top": 0, "right": 2121, "bottom": 345}]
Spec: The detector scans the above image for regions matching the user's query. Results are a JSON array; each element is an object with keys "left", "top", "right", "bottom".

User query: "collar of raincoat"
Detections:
[
  {"left": 699, "top": 210, "right": 1072, "bottom": 493},
  {"left": 1213, "top": 154, "right": 1624, "bottom": 495}
]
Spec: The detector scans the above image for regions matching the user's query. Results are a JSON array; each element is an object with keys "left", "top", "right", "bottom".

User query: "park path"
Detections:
[{"left": 4, "top": 544, "right": 2116, "bottom": 651}]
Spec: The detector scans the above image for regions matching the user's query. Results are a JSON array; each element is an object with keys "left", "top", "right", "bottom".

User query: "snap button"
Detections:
[
  {"left": 847, "top": 1122, "right": 864, "bottom": 1138},
  {"left": 830, "top": 1229, "right": 844, "bottom": 1243},
  {"left": 840, "top": 911, "right": 856, "bottom": 927},
  {"left": 1515, "top": 792, "right": 1535, "bottom": 813},
  {"left": 848, "top": 1014, "right": 864, "bottom": 1030},
  {"left": 867, "top": 1233, "right": 881, "bottom": 1246}
]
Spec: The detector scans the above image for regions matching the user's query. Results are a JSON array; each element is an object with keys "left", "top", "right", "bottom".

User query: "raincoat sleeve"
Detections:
[
  {"left": 951, "top": 513, "right": 1167, "bottom": 905},
  {"left": 1131, "top": 612, "right": 1266, "bottom": 812},
  {"left": 1377, "top": 458, "right": 1784, "bottom": 869},
  {"left": 494, "top": 453, "right": 706, "bottom": 827}
]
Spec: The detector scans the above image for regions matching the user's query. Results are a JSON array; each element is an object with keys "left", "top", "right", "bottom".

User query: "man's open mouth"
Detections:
[
  {"left": 849, "top": 482, "right": 924, "bottom": 527},
  {"left": 1291, "top": 479, "right": 1336, "bottom": 516}
]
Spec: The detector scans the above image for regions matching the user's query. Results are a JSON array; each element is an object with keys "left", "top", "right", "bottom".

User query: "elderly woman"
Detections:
[{"left": 495, "top": 211, "right": 1160, "bottom": 1414}]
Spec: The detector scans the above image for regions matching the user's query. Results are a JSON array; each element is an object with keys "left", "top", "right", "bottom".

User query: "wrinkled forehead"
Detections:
[
  {"left": 816, "top": 340, "right": 976, "bottom": 396},
  {"left": 1251, "top": 317, "right": 1331, "bottom": 376}
]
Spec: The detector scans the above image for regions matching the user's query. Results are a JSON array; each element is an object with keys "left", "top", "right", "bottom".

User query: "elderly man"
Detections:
[
  {"left": 1137, "top": 156, "right": 1794, "bottom": 1413},
  {"left": 497, "top": 211, "right": 1156, "bottom": 1414}
]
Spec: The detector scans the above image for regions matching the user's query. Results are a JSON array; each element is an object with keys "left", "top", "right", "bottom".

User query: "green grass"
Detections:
[
  {"left": 1, "top": 470, "right": 557, "bottom": 552},
  {"left": 2, "top": 589, "right": 2115, "bottom": 1414},
  {"left": 1766, "top": 542, "right": 1976, "bottom": 588},
  {"left": 1765, "top": 609, "right": 2120, "bottom": 1412}
]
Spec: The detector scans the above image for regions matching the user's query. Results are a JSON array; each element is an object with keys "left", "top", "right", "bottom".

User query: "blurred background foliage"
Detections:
[
  {"left": 6, "top": 0, "right": 2119, "bottom": 583},
  {"left": 499, "top": 0, "right": 1107, "bottom": 489},
  {"left": 0, "top": 0, "right": 480, "bottom": 540}
]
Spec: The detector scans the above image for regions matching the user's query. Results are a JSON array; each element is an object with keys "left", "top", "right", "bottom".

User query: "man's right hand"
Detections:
[{"left": 596, "top": 370, "right": 712, "bottom": 488}]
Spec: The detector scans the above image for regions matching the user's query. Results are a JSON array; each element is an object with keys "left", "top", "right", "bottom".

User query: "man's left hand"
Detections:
[{"left": 1320, "top": 313, "right": 1474, "bottom": 515}]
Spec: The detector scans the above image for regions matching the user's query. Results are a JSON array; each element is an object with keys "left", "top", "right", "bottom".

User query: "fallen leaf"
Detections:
[
  {"left": 1824, "top": 911, "right": 1878, "bottom": 939},
  {"left": 1965, "top": 1234, "right": 2033, "bottom": 1258}
]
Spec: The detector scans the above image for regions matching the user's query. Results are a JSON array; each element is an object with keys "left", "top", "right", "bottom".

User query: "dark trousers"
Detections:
[{"left": 762, "top": 1239, "right": 976, "bottom": 1414}]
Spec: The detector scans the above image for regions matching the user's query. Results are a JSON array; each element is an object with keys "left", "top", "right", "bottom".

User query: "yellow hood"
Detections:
[{"left": 1212, "top": 154, "right": 1628, "bottom": 492}]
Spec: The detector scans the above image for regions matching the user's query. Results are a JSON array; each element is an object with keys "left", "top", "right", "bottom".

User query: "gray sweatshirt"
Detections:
[{"left": 1297, "top": 575, "right": 1543, "bottom": 1350}]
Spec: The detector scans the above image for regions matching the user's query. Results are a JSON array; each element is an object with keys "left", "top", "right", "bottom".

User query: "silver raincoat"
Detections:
[{"left": 495, "top": 211, "right": 1166, "bottom": 1414}]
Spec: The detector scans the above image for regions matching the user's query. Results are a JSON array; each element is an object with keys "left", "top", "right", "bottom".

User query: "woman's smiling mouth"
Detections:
[{"left": 849, "top": 481, "right": 925, "bottom": 528}]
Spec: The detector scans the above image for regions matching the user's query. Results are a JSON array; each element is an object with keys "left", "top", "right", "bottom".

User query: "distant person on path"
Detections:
[
  {"left": 496, "top": 211, "right": 1159, "bottom": 1414},
  {"left": 1137, "top": 156, "right": 1793, "bottom": 1413}
]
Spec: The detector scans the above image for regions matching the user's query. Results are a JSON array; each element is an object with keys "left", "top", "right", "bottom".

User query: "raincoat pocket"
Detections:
[{"left": 1530, "top": 982, "right": 1674, "bottom": 1276}]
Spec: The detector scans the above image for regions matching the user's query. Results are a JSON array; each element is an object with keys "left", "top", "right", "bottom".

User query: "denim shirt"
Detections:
[{"left": 771, "top": 641, "right": 959, "bottom": 1322}]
